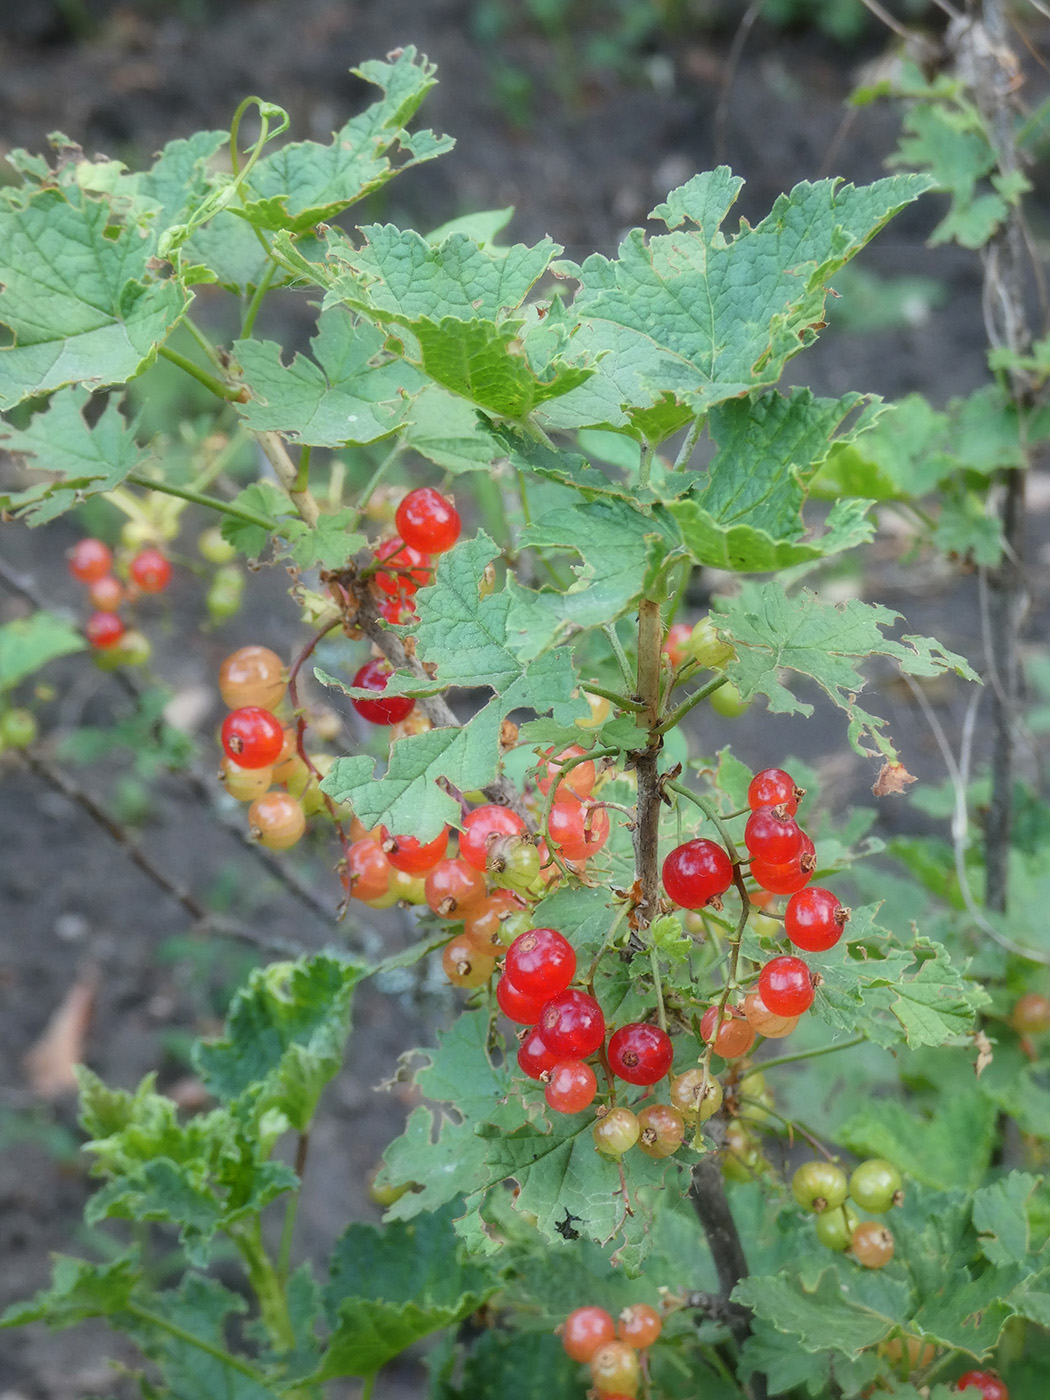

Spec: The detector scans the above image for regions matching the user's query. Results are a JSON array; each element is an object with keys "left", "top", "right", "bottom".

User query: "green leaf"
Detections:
[
  {"left": 972, "top": 1172, "right": 1039, "bottom": 1268},
  {"left": 316, "top": 1208, "right": 498, "bottom": 1378},
  {"left": 557, "top": 170, "right": 933, "bottom": 430},
  {"left": 0, "top": 610, "right": 85, "bottom": 691},
  {"left": 448, "top": 1330, "right": 581, "bottom": 1400},
  {"left": 0, "top": 186, "right": 189, "bottom": 409},
  {"left": 59, "top": 686, "right": 194, "bottom": 776},
  {"left": 0, "top": 388, "right": 150, "bottom": 523},
  {"left": 193, "top": 953, "right": 364, "bottom": 1129},
  {"left": 838, "top": 1094, "right": 998, "bottom": 1192},
  {"left": 233, "top": 310, "right": 419, "bottom": 447},
  {"left": 734, "top": 1262, "right": 912, "bottom": 1358},
  {"left": 716, "top": 581, "right": 978, "bottom": 759},
  {"left": 219, "top": 481, "right": 290, "bottom": 556},
  {"left": 400, "top": 382, "right": 498, "bottom": 472},
  {"left": 280, "top": 510, "right": 365, "bottom": 570},
  {"left": 1, "top": 1253, "right": 139, "bottom": 1329},
  {"left": 235, "top": 48, "right": 453, "bottom": 234}
]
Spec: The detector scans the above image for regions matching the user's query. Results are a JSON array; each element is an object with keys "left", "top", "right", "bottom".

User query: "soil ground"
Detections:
[{"left": 0, "top": 2, "right": 1048, "bottom": 1396}]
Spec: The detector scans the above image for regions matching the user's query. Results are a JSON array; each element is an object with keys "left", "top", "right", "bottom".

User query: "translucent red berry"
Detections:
[
  {"left": 607, "top": 1022, "right": 674, "bottom": 1085},
  {"left": 504, "top": 927, "right": 576, "bottom": 1000},
  {"left": 395, "top": 486, "right": 461, "bottom": 555},
  {"left": 748, "top": 767, "right": 802, "bottom": 815},
  {"left": 85, "top": 611, "right": 125, "bottom": 650},
  {"left": 955, "top": 1372, "right": 1008, "bottom": 1400},
  {"left": 459, "top": 804, "right": 527, "bottom": 871},
  {"left": 662, "top": 621, "right": 692, "bottom": 669},
  {"left": 663, "top": 838, "right": 734, "bottom": 908},
  {"left": 373, "top": 535, "right": 432, "bottom": 597},
  {"left": 517, "top": 1025, "right": 561, "bottom": 1080},
  {"left": 129, "top": 547, "right": 172, "bottom": 593},
  {"left": 545, "top": 1059, "right": 598, "bottom": 1114},
  {"left": 221, "top": 706, "right": 285, "bottom": 769},
  {"left": 218, "top": 645, "right": 287, "bottom": 710},
  {"left": 342, "top": 839, "right": 392, "bottom": 902},
  {"left": 758, "top": 955, "right": 815, "bottom": 1017},
  {"left": 496, "top": 974, "right": 548, "bottom": 1025},
  {"left": 744, "top": 805, "right": 802, "bottom": 865},
  {"left": 351, "top": 658, "right": 414, "bottom": 726},
  {"left": 561, "top": 1306, "right": 615, "bottom": 1364},
  {"left": 248, "top": 791, "right": 306, "bottom": 850},
  {"left": 741, "top": 990, "right": 799, "bottom": 1039},
  {"left": 538, "top": 988, "right": 606, "bottom": 1058},
  {"left": 382, "top": 826, "right": 450, "bottom": 875},
  {"left": 636, "top": 1103, "right": 685, "bottom": 1159},
  {"left": 700, "top": 1004, "right": 756, "bottom": 1059},
  {"left": 616, "top": 1302, "right": 662, "bottom": 1348},
  {"left": 442, "top": 934, "right": 496, "bottom": 988},
  {"left": 785, "top": 886, "right": 849, "bottom": 952},
  {"left": 750, "top": 831, "right": 816, "bottom": 895},
  {"left": 423, "top": 857, "right": 486, "bottom": 917},
  {"left": 536, "top": 745, "right": 596, "bottom": 801},
  {"left": 68, "top": 537, "right": 113, "bottom": 583},
  {"left": 548, "top": 798, "right": 610, "bottom": 862}
]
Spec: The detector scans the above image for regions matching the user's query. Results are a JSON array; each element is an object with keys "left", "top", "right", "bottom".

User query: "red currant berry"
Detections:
[
  {"left": 592, "top": 1107, "right": 640, "bottom": 1157},
  {"left": 785, "top": 886, "right": 849, "bottom": 953},
  {"left": 248, "top": 791, "right": 306, "bottom": 850},
  {"left": 548, "top": 798, "right": 610, "bottom": 862},
  {"left": 750, "top": 831, "right": 816, "bottom": 895},
  {"left": 670, "top": 1069, "right": 723, "bottom": 1122},
  {"left": 459, "top": 803, "right": 527, "bottom": 871},
  {"left": 221, "top": 706, "right": 285, "bottom": 769},
  {"left": 536, "top": 744, "right": 596, "bottom": 801},
  {"left": 87, "top": 575, "right": 124, "bottom": 611},
  {"left": 662, "top": 621, "right": 692, "bottom": 669},
  {"left": 441, "top": 934, "right": 496, "bottom": 988},
  {"left": 504, "top": 927, "right": 576, "bottom": 1000},
  {"left": 341, "top": 839, "right": 392, "bottom": 902},
  {"left": 351, "top": 658, "right": 415, "bottom": 726},
  {"left": 219, "top": 645, "right": 287, "bottom": 710},
  {"left": 700, "top": 1004, "right": 756, "bottom": 1059},
  {"left": 748, "top": 767, "right": 803, "bottom": 815},
  {"left": 395, "top": 486, "right": 461, "bottom": 555},
  {"left": 538, "top": 988, "right": 606, "bottom": 1058},
  {"left": 382, "top": 826, "right": 450, "bottom": 875},
  {"left": 616, "top": 1302, "right": 662, "bottom": 1348},
  {"left": 129, "top": 547, "right": 172, "bottom": 593},
  {"left": 758, "top": 955, "right": 815, "bottom": 1017},
  {"left": 744, "top": 805, "right": 802, "bottom": 865},
  {"left": 589, "top": 1340, "right": 641, "bottom": 1395},
  {"left": 851, "top": 1220, "right": 895, "bottom": 1268},
  {"left": 792, "top": 1160, "right": 848, "bottom": 1213},
  {"left": 849, "top": 1158, "right": 904, "bottom": 1212},
  {"left": 741, "top": 989, "right": 799, "bottom": 1039},
  {"left": 561, "top": 1306, "right": 615, "bottom": 1364},
  {"left": 373, "top": 536, "right": 432, "bottom": 597},
  {"left": 663, "top": 838, "right": 734, "bottom": 908},
  {"left": 636, "top": 1103, "right": 685, "bottom": 1159},
  {"left": 1011, "top": 992, "right": 1050, "bottom": 1034},
  {"left": 545, "top": 1058, "right": 598, "bottom": 1114},
  {"left": 607, "top": 1022, "right": 673, "bottom": 1085},
  {"left": 68, "top": 537, "right": 113, "bottom": 583},
  {"left": 955, "top": 1372, "right": 1008, "bottom": 1400},
  {"left": 496, "top": 974, "right": 548, "bottom": 1025},
  {"left": 463, "top": 890, "right": 528, "bottom": 952},
  {"left": 423, "top": 857, "right": 486, "bottom": 917},
  {"left": 517, "top": 1025, "right": 561, "bottom": 1080},
  {"left": 85, "top": 611, "right": 125, "bottom": 650}
]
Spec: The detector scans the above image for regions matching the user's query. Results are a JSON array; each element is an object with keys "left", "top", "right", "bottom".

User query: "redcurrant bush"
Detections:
[
  {"left": 395, "top": 486, "right": 461, "bottom": 555},
  {"left": 662, "top": 838, "right": 734, "bottom": 908},
  {"left": 561, "top": 1306, "right": 615, "bottom": 1364},
  {"left": 758, "top": 955, "right": 815, "bottom": 1017},
  {"left": 607, "top": 1022, "right": 674, "bottom": 1085}
]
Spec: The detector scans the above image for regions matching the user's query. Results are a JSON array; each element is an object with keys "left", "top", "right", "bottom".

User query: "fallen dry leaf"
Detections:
[{"left": 23, "top": 967, "right": 98, "bottom": 1098}]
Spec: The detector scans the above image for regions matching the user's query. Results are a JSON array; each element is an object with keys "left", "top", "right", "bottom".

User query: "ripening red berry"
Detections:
[
  {"left": 741, "top": 990, "right": 799, "bottom": 1039},
  {"left": 395, "top": 487, "right": 461, "bottom": 555},
  {"left": 851, "top": 1220, "right": 895, "bottom": 1269},
  {"left": 68, "top": 537, "right": 113, "bottom": 584},
  {"left": 954, "top": 1371, "right": 1009, "bottom": 1400},
  {"left": 607, "top": 1022, "right": 674, "bottom": 1085},
  {"left": 373, "top": 536, "right": 432, "bottom": 597},
  {"left": 548, "top": 798, "right": 610, "bottom": 862},
  {"left": 536, "top": 745, "right": 596, "bottom": 801},
  {"left": 750, "top": 831, "right": 816, "bottom": 895},
  {"left": 561, "top": 1306, "right": 616, "bottom": 1364},
  {"left": 459, "top": 804, "right": 527, "bottom": 871},
  {"left": 342, "top": 838, "right": 392, "bottom": 902},
  {"left": 538, "top": 988, "right": 606, "bottom": 1058},
  {"left": 504, "top": 927, "right": 576, "bottom": 1000},
  {"left": 382, "top": 825, "right": 450, "bottom": 875},
  {"left": 441, "top": 934, "right": 496, "bottom": 988},
  {"left": 1010, "top": 992, "right": 1050, "bottom": 1034},
  {"left": 589, "top": 1339, "right": 641, "bottom": 1395},
  {"left": 87, "top": 575, "right": 124, "bottom": 611},
  {"left": 129, "top": 547, "right": 172, "bottom": 593},
  {"left": 785, "top": 886, "right": 849, "bottom": 952},
  {"left": 636, "top": 1103, "right": 685, "bottom": 1159},
  {"left": 662, "top": 622, "right": 692, "bottom": 669},
  {"left": 700, "top": 1004, "right": 756, "bottom": 1058},
  {"left": 221, "top": 706, "right": 285, "bottom": 769},
  {"left": 248, "top": 791, "right": 306, "bottom": 850},
  {"left": 218, "top": 645, "right": 287, "bottom": 710},
  {"left": 423, "top": 857, "right": 486, "bottom": 917},
  {"left": 351, "top": 658, "right": 415, "bottom": 726},
  {"left": 545, "top": 1058, "right": 598, "bottom": 1114},
  {"left": 616, "top": 1302, "right": 662, "bottom": 1348},
  {"left": 758, "top": 955, "right": 814, "bottom": 1017},
  {"left": 748, "top": 767, "right": 803, "bottom": 815},
  {"left": 663, "top": 838, "right": 734, "bottom": 908},
  {"left": 463, "top": 890, "right": 528, "bottom": 953},
  {"left": 85, "top": 611, "right": 125, "bottom": 650},
  {"left": 744, "top": 805, "right": 803, "bottom": 865}
]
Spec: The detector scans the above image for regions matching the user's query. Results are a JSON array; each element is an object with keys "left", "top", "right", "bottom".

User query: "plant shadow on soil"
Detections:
[{"left": 1, "top": 1, "right": 1049, "bottom": 1395}]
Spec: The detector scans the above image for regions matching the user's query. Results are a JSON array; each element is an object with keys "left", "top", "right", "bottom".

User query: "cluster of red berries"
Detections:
[
  {"left": 663, "top": 767, "right": 849, "bottom": 1055},
  {"left": 68, "top": 536, "right": 173, "bottom": 665},
  {"left": 559, "top": 1301, "right": 662, "bottom": 1398},
  {"left": 792, "top": 1157, "right": 903, "bottom": 1267}
]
